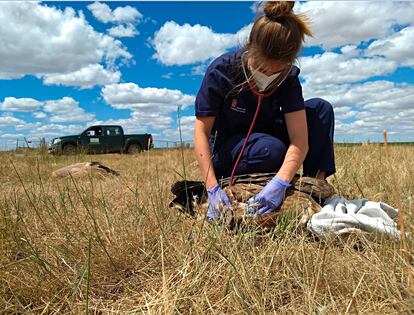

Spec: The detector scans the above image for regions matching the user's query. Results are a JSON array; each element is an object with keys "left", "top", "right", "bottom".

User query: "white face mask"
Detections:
[{"left": 249, "top": 66, "right": 281, "bottom": 92}]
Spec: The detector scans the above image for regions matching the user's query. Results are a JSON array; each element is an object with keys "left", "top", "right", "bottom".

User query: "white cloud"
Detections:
[
  {"left": 302, "top": 80, "right": 414, "bottom": 141},
  {"left": 250, "top": 2, "right": 262, "bottom": 15},
  {"left": 0, "top": 114, "right": 92, "bottom": 142},
  {"left": 357, "top": 82, "right": 413, "bottom": 112},
  {"left": 101, "top": 83, "right": 195, "bottom": 113},
  {"left": 161, "top": 73, "right": 174, "bottom": 79},
  {"left": 87, "top": 2, "right": 113, "bottom": 23},
  {"left": 340, "top": 45, "right": 359, "bottom": 58},
  {"left": 333, "top": 106, "right": 360, "bottom": 120},
  {"left": 0, "top": 2, "right": 131, "bottom": 87},
  {"left": 108, "top": 24, "right": 139, "bottom": 38},
  {"left": 160, "top": 115, "right": 195, "bottom": 141},
  {"left": 28, "top": 123, "right": 86, "bottom": 138},
  {"left": 177, "top": 116, "right": 196, "bottom": 125},
  {"left": 43, "top": 64, "right": 121, "bottom": 89},
  {"left": 303, "top": 80, "right": 414, "bottom": 110},
  {"left": 191, "top": 63, "right": 209, "bottom": 76},
  {"left": 131, "top": 111, "right": 173, "bottom": 130},
  {"left": 33, "top": 112, "right": 47, "bottom": 119},
  {"left": 1, "top": 97, "right": 43, "bottom": 112},
  {"left": 334, "top": 109, "right": 414, "bottom": 142},
  {"left": 0, "top": 96, "right": 95, "bottom": 123},
  {"left": 0, "top": 133, "right": 25, "bottom": 139},
  {"left": 366, "top": 26, "right": 414, "bottom": 67},
  {"left": 152, "top": 21, "right": 251, "bottom": 66},
  {"left": 87, "top": 2, "right": 143, "bottom": 24},
  {"left": 93, "top": 111, "right": 174, "bottom": 135},
  {"left": 15, "top": 122, "right": 42, "bottom": 131},
  {"left": 296, "top": 2, "right": 414, "bottom": 49},
  {"left": 236, "top": 23, "right": 253, "bottom": 45},
  {"left": 87, "top": 2, "right": 142, "bottom": 39},
  {"left": 299, "top": 52, "right": 398, "bottom": 85},
  {"left": 100, "top": 83, "right": 197, "bottom": 141},
  {"left": 44, "top": 97, "right": 95, "bottom": 123},
  {"left": 0, "top": 114, "right": 25, "bottom": 126}
]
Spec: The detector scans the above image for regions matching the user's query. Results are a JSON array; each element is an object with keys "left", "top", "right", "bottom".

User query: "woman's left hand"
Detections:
[{"left": 247, "top": 177, "right": 291, "bottom": 216}]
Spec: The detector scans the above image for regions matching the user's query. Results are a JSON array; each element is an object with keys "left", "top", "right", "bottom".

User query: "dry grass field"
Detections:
[{"left": 1, "top": 145, "right": 414, "bottom": 314}]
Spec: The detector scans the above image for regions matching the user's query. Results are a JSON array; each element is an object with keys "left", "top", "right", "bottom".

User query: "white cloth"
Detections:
[{"left": 307, "top": 196, "right": 400, "bottom": 239}]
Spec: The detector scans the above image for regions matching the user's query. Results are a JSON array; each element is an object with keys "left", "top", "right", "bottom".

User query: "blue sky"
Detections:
[{"left": 0, "top": 1, "right": 413, "bottom": 149}]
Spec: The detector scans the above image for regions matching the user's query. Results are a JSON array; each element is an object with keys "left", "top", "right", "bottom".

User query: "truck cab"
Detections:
[
  {"left": 49, "top": 125, "right": 153, "bottom": 155},
  {"left": 80, "top": 125, "right": 124, "bottom": 153}
]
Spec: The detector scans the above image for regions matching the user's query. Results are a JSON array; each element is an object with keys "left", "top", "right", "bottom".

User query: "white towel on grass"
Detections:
[{"left": 307, "top": 196, "right": 400, "bottom": 239}]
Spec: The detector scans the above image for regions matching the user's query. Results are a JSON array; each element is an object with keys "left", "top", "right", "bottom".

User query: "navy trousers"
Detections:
[{"left": 212, "top": 98, "right": 336, "bottom": 179}]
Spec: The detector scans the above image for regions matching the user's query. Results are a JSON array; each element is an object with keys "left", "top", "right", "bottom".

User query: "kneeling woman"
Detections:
[{"left": 193, "top": 1, "right": 335, "bottom": 220}]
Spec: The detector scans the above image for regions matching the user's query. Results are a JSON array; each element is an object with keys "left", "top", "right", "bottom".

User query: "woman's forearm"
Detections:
[
  {"left": 194, "top": 118, "right": 218, "bottom": 189},
  {"left": 278, "top": 110, "right": 309, "bottom": 183},
  {"left": 276, "top": 143, "right": 308, "bottom": 183}
]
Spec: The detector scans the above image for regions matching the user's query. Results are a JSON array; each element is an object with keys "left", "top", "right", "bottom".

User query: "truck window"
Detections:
[
  {"left": 105, "top": 126, "right": 122, "bottom": 136},
  {"left": 86, "top": 126, "right": 103, "bottom": 136}
]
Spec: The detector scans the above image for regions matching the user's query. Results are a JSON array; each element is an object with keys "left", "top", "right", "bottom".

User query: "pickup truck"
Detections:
[{"left": 48, "top": 125, "right": 153, "bottom": 154}]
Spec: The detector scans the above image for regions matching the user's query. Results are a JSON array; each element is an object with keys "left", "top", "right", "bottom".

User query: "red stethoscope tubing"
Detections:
[{"left": 229, "top": 81, "right": 275, "bottom": 187}]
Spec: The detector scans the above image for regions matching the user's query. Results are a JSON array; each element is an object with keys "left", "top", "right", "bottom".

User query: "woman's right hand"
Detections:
[{"left": 206, "top": 184, "right": 232, "bottom": 221}]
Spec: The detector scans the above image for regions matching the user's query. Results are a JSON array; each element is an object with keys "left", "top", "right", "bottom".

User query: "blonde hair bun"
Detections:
[{"left": 263, "top": 1, "right": 295, "bottom": 22}]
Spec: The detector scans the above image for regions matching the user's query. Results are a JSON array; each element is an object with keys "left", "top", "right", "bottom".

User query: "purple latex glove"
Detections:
[
  {"left": 206, "top": 184, "right": 231, "bottom": 221},
  {"left": 247, "top": 177, "right": 291, "bottom": 216}
]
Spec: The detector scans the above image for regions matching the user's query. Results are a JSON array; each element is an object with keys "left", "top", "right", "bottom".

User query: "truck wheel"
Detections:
[
  {"left": 62, "top": 144, "right": 77, "bottom": 155},
  {"left": 127, "top": 143, "right": 142, "bottom": 154}
]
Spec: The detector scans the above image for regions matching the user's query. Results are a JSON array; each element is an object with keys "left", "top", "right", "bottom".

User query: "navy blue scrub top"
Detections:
[{"left": 195, "top": 49, "right": 305, "bottom": 152}]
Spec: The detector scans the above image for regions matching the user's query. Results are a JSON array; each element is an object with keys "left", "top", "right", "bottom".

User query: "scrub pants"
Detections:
[{"left": 212, "top": 98, "right": 336, "bottom": 179}]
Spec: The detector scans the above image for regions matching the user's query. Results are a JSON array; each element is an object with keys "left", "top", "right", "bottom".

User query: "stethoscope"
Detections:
[{"left": 228, "top": 51, "right": 292, "bottom": 187}]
